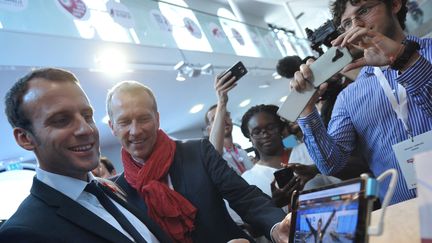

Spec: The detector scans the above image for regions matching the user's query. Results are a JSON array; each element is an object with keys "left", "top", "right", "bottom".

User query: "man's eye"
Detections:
[{"left": 358, "top": 7, "right": 370, "bottom": 16}]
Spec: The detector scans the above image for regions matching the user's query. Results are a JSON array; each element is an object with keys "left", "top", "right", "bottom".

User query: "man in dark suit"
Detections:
[
  {"left": 106, "top": 81, "right": 291, "bottom": 243},
  {"left": 0, "top": 68, "right": 171, "bottom": 243}
]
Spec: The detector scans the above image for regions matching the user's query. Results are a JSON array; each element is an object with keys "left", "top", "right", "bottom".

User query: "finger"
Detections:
[
  {"left": 317, "top": 82, "right": 328, "bottom": 96},
  {"left": 305, "top": 58, "right": 315, "bottom": 65},
  {"left": 270, "top": 179, "right": 277, "bottom": 191},
  {"left": 342, "top": 58, "right": 367, "bottom": 73},
  {"left": 299, "top": 63, "right": 313, "bottom": 82}
]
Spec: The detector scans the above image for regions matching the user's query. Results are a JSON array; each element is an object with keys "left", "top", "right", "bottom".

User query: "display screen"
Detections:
[{"left": 292, "top": 182, "right": 362, "bottom": 243}]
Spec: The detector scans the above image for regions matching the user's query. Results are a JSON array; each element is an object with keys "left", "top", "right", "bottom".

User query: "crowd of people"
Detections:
[{"left": 0, "top": 0, "right": 430, "bottom": 242}]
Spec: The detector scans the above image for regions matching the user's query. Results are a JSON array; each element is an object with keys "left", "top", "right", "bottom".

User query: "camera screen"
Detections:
[{"left": 292, "top": 182, "right": 362, "bottom": 243}]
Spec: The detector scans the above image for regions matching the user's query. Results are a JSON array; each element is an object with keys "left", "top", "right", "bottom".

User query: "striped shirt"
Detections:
[{"left": 297, "top": 35, "right": 432, "bottom": 205}]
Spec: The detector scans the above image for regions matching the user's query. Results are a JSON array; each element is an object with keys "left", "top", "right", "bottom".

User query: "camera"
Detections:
[{"left": 305, "top": 20, "right": 340, "bottom": 55}]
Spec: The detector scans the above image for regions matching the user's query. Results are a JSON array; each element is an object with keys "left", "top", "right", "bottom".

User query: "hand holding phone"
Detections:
[
  {"left": 277, "top": 47, "right": 353, "bottom": 122},
  {"left": 219, "top": 61, "right": 248, "bottom": 83},
  {"left": 274, "top": 167, "right": 295, "bottom": 188}
]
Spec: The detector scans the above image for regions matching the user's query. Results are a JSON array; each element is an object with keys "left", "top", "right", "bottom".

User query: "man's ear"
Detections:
[
  {"left": 13, "top": 128, "right": 36, "bottom": 151},
  {"left": 108, "top": 119, "right": 116, "bottom": 136},
  {"left": 156, "top": 111, "right": 160, "bottom": 129}
]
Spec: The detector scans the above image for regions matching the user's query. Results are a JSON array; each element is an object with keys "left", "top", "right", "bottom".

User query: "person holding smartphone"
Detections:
[
  {"left": 205, "top": 69, "right": 254, "bottom": 175},
  {"left": 291, "top": 0, "right": 432, "bottom": 205}
]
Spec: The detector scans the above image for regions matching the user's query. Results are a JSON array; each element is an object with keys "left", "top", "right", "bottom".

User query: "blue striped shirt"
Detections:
[{"left": 297, "top": 35, "right": 432, "bottom": 205}]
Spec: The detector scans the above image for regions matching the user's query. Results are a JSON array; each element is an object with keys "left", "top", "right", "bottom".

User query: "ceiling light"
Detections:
[
  {"left": 176, "top": 72, "right": 186, "bottom": 81},
  {"left": 189, "top": 104, "right": 204, "bottom": 114},
  {"left": 259, "top": 84, "right": 270, "bottom": 89},
  {"left": 94, "top": 49, "right": 131, "bottom": 75},
  {"left": 272, "top": 72, "right": 282, "bottom": 80},
  {"left": 239, "top": 99, "right": 251, "bottom": 107},
  {"left": 280, "top": 96, "right": 287, "bottom": 102},
  {"left": 174, "top": 60, "right": 187, "bottom": 70},
  {"left": 201, "top": 63, "right": 214, "bottom": 75}
]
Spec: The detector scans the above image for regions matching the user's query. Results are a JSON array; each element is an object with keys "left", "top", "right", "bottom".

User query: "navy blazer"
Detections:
[
  {"left": 0, "top": 177, "right": 172, "bottom": 243},
  {"left": 114, "top": 139, "right": 286, "bottom": 243}
]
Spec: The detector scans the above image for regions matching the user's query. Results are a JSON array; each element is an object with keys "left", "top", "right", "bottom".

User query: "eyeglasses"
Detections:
[
  {"left": 250, "top": 123, "right": 280, "bottom": 138},
  {"left": 338, "top": 2, "right": 382, "bottom": 33}
]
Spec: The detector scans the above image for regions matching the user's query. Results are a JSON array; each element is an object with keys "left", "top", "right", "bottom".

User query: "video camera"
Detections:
[{"left": 305, "top": 20, "right": 340, "bottom": 56}]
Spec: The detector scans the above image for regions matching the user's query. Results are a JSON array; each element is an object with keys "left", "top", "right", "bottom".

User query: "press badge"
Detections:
[{"left": 392, "top": 130, "right": 432, "bottom": 190}]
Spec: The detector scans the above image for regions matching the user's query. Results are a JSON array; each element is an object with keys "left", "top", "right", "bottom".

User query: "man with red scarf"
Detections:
[{"left": 107, "top": 81, "right": 290, "bottom": 242}]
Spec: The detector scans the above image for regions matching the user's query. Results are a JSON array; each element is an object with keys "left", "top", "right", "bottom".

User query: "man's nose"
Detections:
[
  {"left": 351, "top": 16, "right": 366, "bottom": 28},
  {"left": 129, "top": 120, "right": 141, "bottom": 135},
  {"left": 75, "top": 117, "right": 94, "bottom": 136}
]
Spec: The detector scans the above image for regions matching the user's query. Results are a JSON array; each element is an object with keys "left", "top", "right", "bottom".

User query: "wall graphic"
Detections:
[{"left": 56, "top": 0, "right": 88, "bottom": 20}]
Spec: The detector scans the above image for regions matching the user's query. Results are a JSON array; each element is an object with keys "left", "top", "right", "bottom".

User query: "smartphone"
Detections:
[
  {"left": 219, "top": 61, "right": 248, "bottom": 83},
  {"left": 277, "top": 47, "right": 353, "bottom": 122},
  {"left": 274, "top": 167, "right": 295, "bottom": 188}
]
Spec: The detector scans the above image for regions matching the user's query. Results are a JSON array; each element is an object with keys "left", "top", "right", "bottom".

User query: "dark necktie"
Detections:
[{"left": 85, "top": 181, "right": 147, "bottom": 243}]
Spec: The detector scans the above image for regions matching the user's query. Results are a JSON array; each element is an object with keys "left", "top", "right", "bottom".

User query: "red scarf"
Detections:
[{"left": 122, "top": 130, "right": 197, "bottom": 242}]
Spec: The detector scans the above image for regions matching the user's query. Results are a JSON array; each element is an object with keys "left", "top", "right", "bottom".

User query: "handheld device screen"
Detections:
[{"left": 291, "top": 179, "right": 368, "bottom": 243}]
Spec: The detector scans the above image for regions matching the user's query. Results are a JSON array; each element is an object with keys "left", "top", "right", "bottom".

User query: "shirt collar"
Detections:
[{"left": 36, "top": 167, "right": 96, "bottom": 201}]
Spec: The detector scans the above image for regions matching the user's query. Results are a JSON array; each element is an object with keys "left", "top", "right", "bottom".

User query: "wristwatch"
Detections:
[{"left": 390, "top": 39, "right": 420, "bottom": 70}]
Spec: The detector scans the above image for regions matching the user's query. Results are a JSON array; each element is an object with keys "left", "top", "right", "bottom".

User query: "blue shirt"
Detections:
[{"left": 298, "top": 36, "right": 432, "bottom": 205}]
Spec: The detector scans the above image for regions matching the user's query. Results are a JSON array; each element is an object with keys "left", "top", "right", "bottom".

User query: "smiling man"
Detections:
[
  {"left": 106, "top": 80, "right": 290, "bottom": 243},
  {"left": 0, "top": 68, "right": 171, "bottom": 243}
]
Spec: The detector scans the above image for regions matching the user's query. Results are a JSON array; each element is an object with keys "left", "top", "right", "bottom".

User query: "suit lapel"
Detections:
[
  {"left": 169, "top": 141, "right": 187, "bottom": 195},
  {"left": 31, "top": 178, "right": 133, "bottom": 243},
  {"left": 101, "top": 183, "right": 173, "bottom": 243}
]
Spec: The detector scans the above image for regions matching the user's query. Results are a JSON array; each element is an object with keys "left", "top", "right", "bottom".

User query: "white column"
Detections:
[
  {"left": 282, "top": 1, "right": 305, "bottom": 38},
  {"left": 226, "top": 0, "right": 246, "bottom": 22}
]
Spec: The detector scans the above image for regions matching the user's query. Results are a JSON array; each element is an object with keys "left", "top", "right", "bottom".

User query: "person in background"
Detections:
[
  {"left": 106, "top": 80, "right": 290, "bottom": 243},
  {"left": 240, "top": 105, "right": 340, "bottom": 208},
  {"left": 292, "top": 0, "right": 432, "bottom": 204},
  {"left": 0, "top": 68, "right": 171, "bottom": 242},
  {"left": 204, "top": 71, "right": 254, "bottom": 175},
  {"left": 92, "top": 156, "right": 117, "bottom": 178}
]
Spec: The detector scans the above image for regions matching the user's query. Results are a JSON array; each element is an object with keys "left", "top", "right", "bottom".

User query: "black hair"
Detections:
[
  {"left": 100, "top": 156, "right": 115, "bottom": 174},
  {"left": 4, "top": 68, "right": 79, "bottom": 132},
  {"left": 241, "top": 104, "right": 285, "bottom": 139},
  {"left": 331, "top": 0, "right": 408, "bottom": 30},
  {"left": 276, "top": 56, "right": 303, "bottom": 79}
]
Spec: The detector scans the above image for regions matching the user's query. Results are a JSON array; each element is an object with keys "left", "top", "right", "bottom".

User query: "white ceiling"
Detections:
[{"left": 0, "top": 0, "right": 333, "bottom": 162}]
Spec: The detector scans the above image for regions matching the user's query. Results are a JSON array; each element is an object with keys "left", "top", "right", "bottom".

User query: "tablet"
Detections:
[{"left": 289, "top": 176, "right": 375, "bottom": 243}]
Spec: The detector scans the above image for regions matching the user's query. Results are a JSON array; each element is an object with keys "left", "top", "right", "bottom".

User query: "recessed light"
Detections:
[
  {"left": 239, "top": 99, "right": 251, "bottom": 107},
  {"left": 272, "top": 72, "right": 282, "bottom": 80},
  {"left": 189, "top": 104, "right": 204, "bottom": 114},
  {"left": 280, "top": 96, "right": 287, "bottom": 102}
]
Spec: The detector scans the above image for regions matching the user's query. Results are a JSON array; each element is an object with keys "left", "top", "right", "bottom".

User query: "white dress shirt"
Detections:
[{"left": 36, "top": 168, "right": 159, "bottom": 243}]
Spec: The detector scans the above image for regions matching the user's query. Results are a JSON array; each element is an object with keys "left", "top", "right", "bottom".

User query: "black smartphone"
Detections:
[
  {"left": 273, "top": 167, "right": 295, "bottom": 188},
  {"left": 219, "top": 61, "right": 248, "bottom": 83}
]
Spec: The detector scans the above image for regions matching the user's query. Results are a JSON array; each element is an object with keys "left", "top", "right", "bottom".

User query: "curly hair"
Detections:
[
  {"left": 240, "top": 104, "right": 285, "bottom": 139},
  {"left": 331, "top": 0, "right": 408, "bottom": 30},
  {"left": 276, "top": 56, "right": 303, "bottom": 79},
  {"left": 4, "top": 68, "right": 79, "bottom": 133}
]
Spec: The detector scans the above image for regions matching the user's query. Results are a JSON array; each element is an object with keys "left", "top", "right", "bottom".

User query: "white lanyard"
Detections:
[{"left": 373, "top": 67, "right": 412, "bottom": 139}]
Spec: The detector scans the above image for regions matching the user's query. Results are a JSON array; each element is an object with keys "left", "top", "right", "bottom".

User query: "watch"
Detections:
[{"left": 390, "top": 39, "right": 420, "bottom": 70}]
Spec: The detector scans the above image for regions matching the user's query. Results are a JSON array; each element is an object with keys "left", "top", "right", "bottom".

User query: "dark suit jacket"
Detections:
[
  {"left": 0, "top": 177, "right": 172, "bottom": 243},
  {"left": 114, "top": 139, "right": 286, "bottom": 243}
]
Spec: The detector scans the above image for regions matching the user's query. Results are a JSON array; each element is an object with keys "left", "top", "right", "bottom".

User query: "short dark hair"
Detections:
[
  {"left": 240, "top": 104, "right": 285, "bottom": 139},
  {"left": 331, "top": 0, "right": 408, "bottom": 30},
  {"left": 204, "top": 104, "right": 218, "bottom": 126},
  {"left": 4, "top": 68, "right": 79, "bottom": 132},
  {"left": 100, "top": 156, "right": 115, "bottom": 174},
  {"left": 276, "top": 56, "right": 303, "bottom": 79}
]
